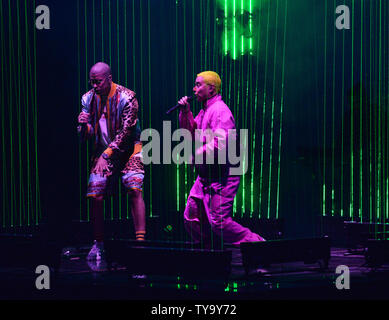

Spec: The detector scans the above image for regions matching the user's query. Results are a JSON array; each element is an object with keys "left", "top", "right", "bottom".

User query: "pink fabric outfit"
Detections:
[{"left": 179, "top": 94, "right": 263, "bottom": 246}]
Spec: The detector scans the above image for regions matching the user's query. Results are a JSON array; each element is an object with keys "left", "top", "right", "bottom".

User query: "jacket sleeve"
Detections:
[
  {"left": 77, "top": 94, "right": 95, "bottom": 142},
  {"left": 105, "top": 94, "right": 139, "bottom": 158},
  {"left": 179, "top": 109, "right": 197, "bottom": 137}
]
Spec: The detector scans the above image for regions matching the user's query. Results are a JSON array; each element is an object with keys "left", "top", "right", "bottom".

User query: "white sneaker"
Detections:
[{"left": 87, "top": 240, "right": 104, "bottom": 261}]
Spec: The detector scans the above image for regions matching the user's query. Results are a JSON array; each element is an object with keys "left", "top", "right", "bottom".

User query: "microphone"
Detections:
[{"left": 166, "top": 96, "right": 194, "bottom": 115}]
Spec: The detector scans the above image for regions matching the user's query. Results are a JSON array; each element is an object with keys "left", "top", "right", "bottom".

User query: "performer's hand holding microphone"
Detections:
[
  {"left": 77, "top": 111, "right": 90, "bottom": 134},
  {"left": 78, "top": 111, "right": 90, "bottom": 124},
  {"left": 166, "top": 95, "right": 193, "bottom": 115}
]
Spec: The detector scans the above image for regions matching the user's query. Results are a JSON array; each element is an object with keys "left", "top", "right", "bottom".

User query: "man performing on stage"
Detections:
[
  {"left": 77, "top": 62, "right": 146, "bottom": 260},
  {"left": 178, "top": 71, "right": 265, "bottom": 248}
]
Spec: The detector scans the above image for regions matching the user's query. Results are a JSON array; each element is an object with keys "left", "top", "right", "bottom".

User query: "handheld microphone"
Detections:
[{"left": 166, "top": 96, "right": 194, "bottom": 115}]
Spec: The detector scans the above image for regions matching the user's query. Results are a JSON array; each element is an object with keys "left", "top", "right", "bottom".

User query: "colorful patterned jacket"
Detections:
[{"left": 77, "top": 82, "right": 141, "bottom": 160}]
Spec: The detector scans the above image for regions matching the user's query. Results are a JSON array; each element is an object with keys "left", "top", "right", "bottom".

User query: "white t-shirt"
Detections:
[{"left": 98, "top": 105, "right": 111, "bottom": 148}]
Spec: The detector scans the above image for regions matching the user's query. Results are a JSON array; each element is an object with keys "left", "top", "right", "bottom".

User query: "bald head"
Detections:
[
  {"left": 89, "top": 62, "right": 112, "bottom": 96},
  {"left": 90, "top": 62, "right": 112, "bottom": 77}
]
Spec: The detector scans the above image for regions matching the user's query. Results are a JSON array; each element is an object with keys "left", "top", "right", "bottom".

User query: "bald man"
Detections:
[
  {"left": 177, "top": 71, "right": 265, "bottom": 248},
  {"left": 78, "top": 62, "right": 146, "bottom": 261}
]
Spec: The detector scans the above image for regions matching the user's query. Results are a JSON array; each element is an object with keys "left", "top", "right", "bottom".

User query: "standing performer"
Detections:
[
  {"left": 177, "top": 71, "right": 265, "bottom": 248},
  {"left": 77, "top": 62, "right": 146, "bottom": 260}
]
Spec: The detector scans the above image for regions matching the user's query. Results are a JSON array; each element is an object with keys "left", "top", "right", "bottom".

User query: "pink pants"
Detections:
[{"left": 184, "top": 175, "right": 263, "bottom": 246}]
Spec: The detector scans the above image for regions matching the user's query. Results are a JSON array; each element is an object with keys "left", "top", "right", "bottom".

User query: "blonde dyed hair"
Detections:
[{"left": 197, "top": 71, "right": 221, "bottom": 94}]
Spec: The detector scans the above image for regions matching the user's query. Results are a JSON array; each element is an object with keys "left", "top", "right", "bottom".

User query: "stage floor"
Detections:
[{"left": 1, "top": 245, "right": 389, "bottom": 300}]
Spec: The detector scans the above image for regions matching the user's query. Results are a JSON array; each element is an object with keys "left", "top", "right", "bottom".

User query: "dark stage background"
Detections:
[{"left": 1, "top": 0, "right": 388, "bottom": 244}]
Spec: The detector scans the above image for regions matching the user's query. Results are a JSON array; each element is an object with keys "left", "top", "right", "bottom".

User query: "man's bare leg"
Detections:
[{"left": 129, "top": 190, "right": 146, "bottom": 241}]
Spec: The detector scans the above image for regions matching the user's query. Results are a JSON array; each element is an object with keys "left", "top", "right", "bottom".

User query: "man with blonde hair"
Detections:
[{"left": 177, "top": 71, "right": 265, "bottom": 248}]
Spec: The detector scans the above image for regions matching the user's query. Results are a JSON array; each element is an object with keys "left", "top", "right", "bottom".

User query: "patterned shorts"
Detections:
[{"left": 86, "top": 143, "right": 144, "bottom": 198}]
